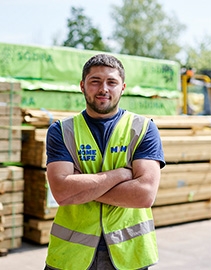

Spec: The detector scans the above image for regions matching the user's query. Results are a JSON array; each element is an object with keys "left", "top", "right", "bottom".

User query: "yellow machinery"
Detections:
[{"left": 181, "top": 72, "right": 211, "bottom": 115}]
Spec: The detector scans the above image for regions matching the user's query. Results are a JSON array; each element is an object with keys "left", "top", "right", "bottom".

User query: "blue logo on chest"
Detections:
[
  {"left": 110, "top": 145, "right": 127, "bottom": 153},
  {"left": 78, "top": 144, "right": 96, "bottom": 161}
]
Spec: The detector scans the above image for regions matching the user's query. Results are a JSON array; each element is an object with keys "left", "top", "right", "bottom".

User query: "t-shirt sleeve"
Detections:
[
  {"left": 133, "top": 119, "right": 165, "bottom": 168},
  {"left": 46, "top": 121, "right": 74, "bottom": 165}
]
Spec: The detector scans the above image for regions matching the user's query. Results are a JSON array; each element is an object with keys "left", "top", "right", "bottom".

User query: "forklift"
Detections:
[{"left": 181, "top": 69, "right": 211, "bottom": 115}]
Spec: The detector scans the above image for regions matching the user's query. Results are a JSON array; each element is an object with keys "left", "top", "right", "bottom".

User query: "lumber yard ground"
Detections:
[{"left": 0, "top": 219, "right": 211, "bottom": 270}]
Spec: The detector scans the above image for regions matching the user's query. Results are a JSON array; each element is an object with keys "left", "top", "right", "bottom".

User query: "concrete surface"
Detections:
[{"left": 0, "top": 219, "right": 211, "bottom": 270}]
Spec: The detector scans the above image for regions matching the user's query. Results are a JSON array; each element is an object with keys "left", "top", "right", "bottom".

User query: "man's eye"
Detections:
[{"left": 109, "top": 81, "right": 117, "bottom": 85}]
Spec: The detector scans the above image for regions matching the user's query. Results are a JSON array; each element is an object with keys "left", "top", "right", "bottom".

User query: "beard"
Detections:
[{"left": 83, "top": 89, "right": 121, "bottom": 115}]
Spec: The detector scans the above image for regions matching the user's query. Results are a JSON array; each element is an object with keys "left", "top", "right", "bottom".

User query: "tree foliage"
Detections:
[
  {"left": 110, "top": 0, "right": 185, "bottom": 60},
  {"left": 185, "top": 35, "right": 211, "bottom": 72},
  {"left": 62, "top": 1, "right": 211, "bottom": 71},
  {"left": 63, "top": 7, "right": 110, "bottom": 51}
]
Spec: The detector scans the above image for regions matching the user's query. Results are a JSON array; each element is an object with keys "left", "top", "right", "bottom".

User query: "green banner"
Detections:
[{"left": 0, "top": 43, "right": 180, "bottom": 98}]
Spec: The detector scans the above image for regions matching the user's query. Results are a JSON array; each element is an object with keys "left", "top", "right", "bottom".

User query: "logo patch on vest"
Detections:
[
  {"left": 78, "top": 144, "right": 96, "bottom": 161},
  {"left": 110, "top": 145, "right": 127, "bottom": 153}
]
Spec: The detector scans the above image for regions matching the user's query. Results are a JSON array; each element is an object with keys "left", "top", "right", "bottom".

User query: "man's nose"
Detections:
[{"left": 100, "top": 82, "right": 109, "bottom": 92}]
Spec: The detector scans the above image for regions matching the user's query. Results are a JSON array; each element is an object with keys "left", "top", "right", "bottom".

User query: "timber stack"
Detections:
[
  {"left": 22, "top": 128, "right": 58, "bottom": 244},
  {"left": 21, "top": 109, "right": 211, "bottom": 244},
  {"left": 0, "top": 82, "right": 24, "bottom": 253},
  {"left": 152, "top": 115, "right": 211, "bottom": 226}
]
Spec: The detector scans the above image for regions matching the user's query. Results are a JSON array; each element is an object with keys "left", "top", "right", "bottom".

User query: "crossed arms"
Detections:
[{"left": 47, "top": 158, "right": 160, "bottom": 209}]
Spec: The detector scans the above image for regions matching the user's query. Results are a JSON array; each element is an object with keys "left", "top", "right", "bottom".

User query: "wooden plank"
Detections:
[
  {"left": 0, "top": 151, "right": 21, "bottom": 163},
  {"left": 0, "top": 82, "right": 21, "bottom": 92},
  {"left": 0, "top": 140, "right": 21, "bottom": 152},
  {"left": 153, "top": 200, "right": 211, "bottom": 226},
  {"left": 0, "top": 166, "right": 23, "bottom": 181},
  {"left": 0, "top": 237, "right": 22, "bottom": 250},
  {"left": 155, "top": 184, "right": 211, "bottom": 206},
  {"left": 160, "top": 163, "right": 211, "bottom": 189},
  {"left": 0, "top": 167, "right": 9, "bottom": 181},
  {"left": 0, "top": 214, "right": 23, "bottom": 228},
  {"left": 0, "top": 128, "right": 21, "bottom": 140},
  {"left": 28, "top": 219, "right": 53, "bottom": 230},
  {"left": 152, "top": 115, "right": 211, "bottom": 129},
  {"left": 0, "top": 180, "right": 24, "bottom": 193},
  {"left": 0, "top": 226, "right": 23, "bottom": 240},
  {"left": 162, "top": 136, "right": 211, "bottom": 162},
  {"left": 6, "top": 166, "right": 24, "bottom": 180},
  {"left": 159, "top": 127, "right": 211, "bottom": 137},
  {"left": 24, "top": 224, "right": 50, "bottom": 244},
  {"left": 0, "top": 93, "right": 21, "bottom": 104},
  {"left": 0, "top": 106, "right": 21, "bottom": 116},
  {"left": 0, "top": 192, "right": 23, "bottom": 204},
  {"left": 22, "top": 108, "right": 76, "bottom": 127},
  {"left": 24, "top": 207, "right": 57, "bottom": 220},
  {"left": 0, "top": 203, "right": 23, "bottom": 216},
  {"left": 0, "top": 116, "right": 22, "bottom": 126}
]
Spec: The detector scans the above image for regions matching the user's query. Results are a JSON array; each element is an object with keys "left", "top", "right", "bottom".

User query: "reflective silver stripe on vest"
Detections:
[
  {"left": 105, "top": 219, "right": 155, "bottom": 245},
  {"left": 51, "top": 223, "right": 100, "bottom": 248}
]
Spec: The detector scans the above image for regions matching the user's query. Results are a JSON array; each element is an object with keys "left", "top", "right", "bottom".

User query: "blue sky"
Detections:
[{"left": 0, "top": 0, "right": 210, "bottom": 48}]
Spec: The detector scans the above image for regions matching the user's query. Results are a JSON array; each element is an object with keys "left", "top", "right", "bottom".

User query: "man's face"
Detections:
[{"left": 80, "top": 66, "right": 126, "bottom": 118}]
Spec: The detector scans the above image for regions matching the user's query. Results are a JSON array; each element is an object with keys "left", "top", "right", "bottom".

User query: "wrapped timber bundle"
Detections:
[{"left": 152, "top": 115, "right": 211, "bottom": 226}]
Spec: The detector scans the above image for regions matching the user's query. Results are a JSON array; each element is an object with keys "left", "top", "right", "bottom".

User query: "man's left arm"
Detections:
[{"left": 95, "top": 158, "right": 161, "bottom": 208}]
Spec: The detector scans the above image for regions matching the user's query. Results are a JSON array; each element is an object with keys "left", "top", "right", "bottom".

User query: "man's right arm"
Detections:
[
  {"left": 46, "top": 122, "right": 132, "bottom": 205},
  {"left": 47, "top": 161, "right": 132, "bottom": 205}
]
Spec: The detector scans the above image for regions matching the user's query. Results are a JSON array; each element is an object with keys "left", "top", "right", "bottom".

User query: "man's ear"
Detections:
[
  {"left": 121, "top": 82, "right": 126, "bottom": 95},
  {"left": 80, "top": 80, "right": 85, "bottom": 93}
]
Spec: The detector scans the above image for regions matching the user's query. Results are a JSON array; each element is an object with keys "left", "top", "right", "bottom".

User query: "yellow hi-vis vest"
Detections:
[{"left": 46, "top": 111, "right": 158, "bottom": 270}]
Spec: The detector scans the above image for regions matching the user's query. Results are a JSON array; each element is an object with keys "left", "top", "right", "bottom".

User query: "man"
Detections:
[{"left": 45, "top": 54, "right": 165, "bottom": 270}]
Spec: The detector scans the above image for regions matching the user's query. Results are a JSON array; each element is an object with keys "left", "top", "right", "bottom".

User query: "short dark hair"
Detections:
[{"left": 82, "top": 54, "right": 125, "bottom": 82}]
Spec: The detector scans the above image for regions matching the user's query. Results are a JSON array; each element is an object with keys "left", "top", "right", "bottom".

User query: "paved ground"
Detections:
[{"left": 0, "top": 219, "right": 211, "bottom": 270}]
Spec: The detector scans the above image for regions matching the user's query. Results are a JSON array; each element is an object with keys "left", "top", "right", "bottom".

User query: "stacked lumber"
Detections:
[
  {"left": 0, "top": 166, "right": 24, "bottom": 251},
  {"left": 22, "top": 111, "right": 211, "bottom": 243},
  {"left": 23, "top": 167, "right": 57, "bottom": 244},
  {"left": 22, "top": 128, "right": 57, "bottom": 244},
  {"left": 21, "top": 128, "right": 47, "bottom": 168},
  {"left": 152, "top": 115, "right": 211, "bottom": 227},
  {"left": 24, "top": 218, "right": 53, "bottom": 245},
  {"left": 22, "top": 108, "right": 77, "bottom": 127},
  {"left": 24, "top": 168, "right": 57, "bottom": 219},
  {"left": 0, "top": 82, "right": 22, "bottom": 163}
]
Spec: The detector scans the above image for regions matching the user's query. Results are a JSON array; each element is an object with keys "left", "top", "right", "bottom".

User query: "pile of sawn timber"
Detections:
[
  {"left": 152, "top": 115, "right": 211, "bottom": 226},
  {"left": 21, "top": 109, "right": 211, "bottom": 244},
  {"left": 0, "top": 82, "right": 24, "bottom": 253}
]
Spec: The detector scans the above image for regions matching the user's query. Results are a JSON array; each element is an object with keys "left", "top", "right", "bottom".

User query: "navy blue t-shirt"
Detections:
[{"left": 46, "top": 109, "right": 165, "bottom": 168}]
